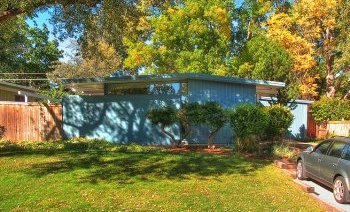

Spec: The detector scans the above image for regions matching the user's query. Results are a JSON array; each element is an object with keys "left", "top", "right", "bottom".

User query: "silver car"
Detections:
[{"left": 296, "top": 137, "right": 350, "bottom": 204}]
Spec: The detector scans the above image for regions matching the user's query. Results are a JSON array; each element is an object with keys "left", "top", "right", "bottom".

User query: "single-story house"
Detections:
[
  {"left": 0, "top": 81, "right": 49, "bottom": 102},
  {"left": 62, "top": 73, "right": 287, "bottom": 145}
]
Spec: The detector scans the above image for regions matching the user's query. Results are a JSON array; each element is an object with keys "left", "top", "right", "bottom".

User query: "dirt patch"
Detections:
[{"left": 168, "top": 146, "right": 233, "bottom": 155}]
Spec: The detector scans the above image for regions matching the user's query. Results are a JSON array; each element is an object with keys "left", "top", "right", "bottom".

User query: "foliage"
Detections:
[
  {"left": 0, "top": 18, "right": 62, "bottom": 88},
  {"left": 229, "top": 104, "right": 269, "bottom": 152},
  {"left": 310, "top": 97, "right": 350, "bottom": 124},
  {"left": 49, "top": 40, "right": 121, "bottom": 80},
  {"left": 177, "top": 102, "right": 202, "bottom": 142},
  {"left": 272, "top": 144, "right": 299, "bottom": 160},
  {"left": 123, "top": 0, "right": 233, "bottom": 75},
  {"left": 232, "top": 35, "right": 292, "bottom": 83},
  {"left": 146, "top": 106, "right": 178, "bottom": 145},
  {"left": 39, "top": 84, "right": 71, "bottom": 102},
  {"left": 0, "top": 137, "right": 166, "bottom": 153},
  {"left": 265, "top": 105, "right": 294, "bottom": 140},
  {"left": 0, "top": 126, "right": 5, "bottom": 139},
  {"left": 198, "top": 102, "right": 227, "bottom": 147}
]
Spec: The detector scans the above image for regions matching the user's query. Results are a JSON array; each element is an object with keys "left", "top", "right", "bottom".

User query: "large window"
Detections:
[{"left": 107, "top": 82, "right": 188, "bottom": 95}]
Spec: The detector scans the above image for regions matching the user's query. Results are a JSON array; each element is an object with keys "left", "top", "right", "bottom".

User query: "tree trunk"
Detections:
[
  {"left": 325, "top": 27, "right": 336, "bottom": 98},
  {"left": 247, "top": 21, "right": 252, "bottom": 40},
  {"left": 178, "top": 125, "right": 191, "bottom": 146},
  {"left": 208, "top": 129, "right": 219, "bottom": 149},
  {"left": 161, "top": 126, "right": 176, "bottom": 146}
]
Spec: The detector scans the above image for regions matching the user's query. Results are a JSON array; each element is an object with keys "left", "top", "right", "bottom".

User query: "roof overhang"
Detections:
[
  {"left": 63, "top": 73, "right": 285, "bottom": 96},
  {"left": 0, "top": 81, "right": 58, "bottom": 102}
]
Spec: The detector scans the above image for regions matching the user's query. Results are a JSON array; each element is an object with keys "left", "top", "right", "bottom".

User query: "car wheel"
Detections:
[
  {"left": 296, "top": 160, "right": 306, "bottom": 180},
  {"left": 333, "top": 176, "right": 349, "bottom": 204}
]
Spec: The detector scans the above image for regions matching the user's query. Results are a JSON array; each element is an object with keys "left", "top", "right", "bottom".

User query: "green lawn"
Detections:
[{"left": 0, "top": 146, "right": 323, "bottom": 211}]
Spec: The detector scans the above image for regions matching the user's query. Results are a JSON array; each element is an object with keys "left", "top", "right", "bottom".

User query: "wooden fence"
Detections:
[
  {"left": 328, "top": 121, "right": 350, "bottom": 137},
  {"left": 0, "top": 102, "right": 62, "bottom": 141}
]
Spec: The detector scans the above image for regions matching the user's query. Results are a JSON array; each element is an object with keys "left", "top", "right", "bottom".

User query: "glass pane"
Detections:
[
  {"left": 343, "top": 146, "right": 350, "bottom": 161},
  {"left": 328, "top": 141, "right": 347, "bottom": 158},
  {"left": 149, "top": 83, "right": 178, "bottom": 95},
  {"left": 108, "top": 83, "right": 149, "bottom": 95},
  {"left": 314, "top": 140, "right": 332, "bottom": 154}
]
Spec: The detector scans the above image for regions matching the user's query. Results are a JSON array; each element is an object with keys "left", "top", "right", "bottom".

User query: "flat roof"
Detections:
[
  {"left": 0, "top": 81, "right": 38, "bottom": 93},
  {"left": 63, "top": 73, "right": 285, "bottom": 95}
]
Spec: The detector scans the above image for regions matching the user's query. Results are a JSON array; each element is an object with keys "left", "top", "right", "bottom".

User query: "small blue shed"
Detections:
[{"left": 62, "top": 74, "right": 285, "bottom": 145}]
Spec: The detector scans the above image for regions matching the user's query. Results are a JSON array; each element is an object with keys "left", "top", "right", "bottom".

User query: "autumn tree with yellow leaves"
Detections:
[
  {"left": 123, "top": 0, "right": 233, "bottom": 75},
  {"left": 267, "top": 0, "right": 349, "bottom": 99}
]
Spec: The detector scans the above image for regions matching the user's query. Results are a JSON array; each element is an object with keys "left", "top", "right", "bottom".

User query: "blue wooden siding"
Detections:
[
  {"left": 260, "top": 99, "right": 309, "bottom": 139},
  {"left": 62, "top": 79, "right": 258, "bottom": 145},
  {"left": 187, "top": 80, "right": 257, "bottom": 145},
  {"left": 63, "top": 95, "right": 181, "bottom": 144},
  {"left": 188, "top": 79, "right": 256, "bottom": 108}
]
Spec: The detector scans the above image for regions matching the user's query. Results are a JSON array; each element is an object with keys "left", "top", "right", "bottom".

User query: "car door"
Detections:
[
  {"left": 304, "top": 140, "right": 333, "bottom": 178},
  {"left": 319, "top": 140, "right": 348, "bottom": 185},
  {"left": 337, "top": 144, "right": 350, "bottom": 180}
]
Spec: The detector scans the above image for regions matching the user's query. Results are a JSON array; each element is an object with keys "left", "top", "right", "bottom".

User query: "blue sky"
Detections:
[{"left": 26, "top": 9, "right": 76, "bottom": 62}]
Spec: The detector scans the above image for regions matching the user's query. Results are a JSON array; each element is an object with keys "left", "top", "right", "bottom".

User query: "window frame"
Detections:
[
  {"left": 327, "top": 140, "right": 348, "bottom": 158},
  {"left": 313, "top": 139, "right": 333, "bottom": 155},
  {"left": 341, "top": 144, "right": 350, "bottom": 161}
]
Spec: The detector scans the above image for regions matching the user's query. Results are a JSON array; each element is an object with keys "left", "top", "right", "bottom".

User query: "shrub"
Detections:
[
  {"left": 265, "top": 105, "right": 293, "bottom": 140},
  {"left": 146, "top": 106, "right": 178, "bottom": 145},
  {"left": 0, "top": 138, "right": 167, "bottom": 153},
  {"left": 229, "top": 104, "right": 269, "bottom": 152},
  {"left": 177, "top": 102, "right": 202, "bottom": 144},
  {"left": 0, "top": 125, "right": 5, "bottom": 139},
  {"left": 311, "top": 97, "right": 350, "bottom": 124},
  {"left": 272, "top": 144, "right": 299, "bottom": 160},
  {"left": 199, "top": 102, "right": 228, "bottom": 148}
]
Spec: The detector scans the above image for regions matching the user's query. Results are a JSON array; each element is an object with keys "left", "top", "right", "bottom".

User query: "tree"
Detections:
[
  {"left": 146, "top": 106, "right": 178, "bottom": 146},
  {"left": 199, "top": 102, "right": 227, "bottom": 148},
  {"left": 232, "top": 35, "right": 292, "bottom": 83},
  {"left": 0, "top": 18, "right": 62, "bottom": 88},
  {"left": 123, "top": 0, "right": 233, "bottom": 75},
  {"left": 0, "top": 0, "right": 99, "bottom": 22},
  {"left": 49, "top": 40, "right": 121, "bottom": 80},
  {"left": 266, "top": 12, "right": 318, "bottom": 99},
  {"left": 266, "top": 0, "right": 350, "bottom": 99}
]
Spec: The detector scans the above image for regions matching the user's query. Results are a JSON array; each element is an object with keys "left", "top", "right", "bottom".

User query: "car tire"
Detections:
[
  {"left": 333, "top": 176, "right": 349, "bottom": 204},
  {"left": 296, "top": 159, "right": 307, "bottom": 180}
]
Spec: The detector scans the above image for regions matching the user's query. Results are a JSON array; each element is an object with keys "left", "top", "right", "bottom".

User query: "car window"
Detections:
[
  {"left": 343, "top": 145, "right": 350, "bottom": 161},
  {"left": 328, "top": 141, "right": 347, "bottom": 158},
  {"left": 314, "top": 140, "right": 332, "bottom": 154}
]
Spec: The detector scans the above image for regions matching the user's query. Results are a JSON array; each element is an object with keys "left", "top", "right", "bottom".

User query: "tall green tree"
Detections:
[
  {"left": 0, "top": 18, "right": 62, "bottom": 88},
  {"left": 123, "top": 0, "right": 233, "bottom": 75}
]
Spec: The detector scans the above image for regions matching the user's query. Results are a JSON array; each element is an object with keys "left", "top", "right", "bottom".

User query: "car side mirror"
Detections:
[{"left": 306, "top": 146, "right": 314, "bottom": 153}]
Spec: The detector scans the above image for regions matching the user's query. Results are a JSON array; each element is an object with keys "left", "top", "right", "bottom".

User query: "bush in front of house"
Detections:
[
  {"left": 265, "top": 104, "right": 294, "bottom": 140},
  {"left": 198, "top": 102, "right": 228, "bottom": 148},
  {"left": 177, "top": 102, "right": 202, "bottom": 144},
  {"left": 147, "top": 102, "right": 227, "bottom": 148},
  {"left": 272, "top": 144, "right": 299, "bottom": 160},
  {"left": 0, "top": 125, "right": 5, "bottom": 139},
  {"left": 229, "top": 104, "right": 269, "bottom": 152},
  {"left": 146, "top": 106, "right": 178, "bottom": 145},
  {"left": 310, "top": 97, "right": 350, "bottom": 124},
  {"left": 0, "top": 138, "right": 166, "bottom": 153}
]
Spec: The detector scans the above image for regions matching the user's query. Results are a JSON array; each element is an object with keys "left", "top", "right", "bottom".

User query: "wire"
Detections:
[
  {"left": 0, "top": 73, "right": 47, "bottom": 75},
  {"left": 0, "top": 78, "right": 66, "bottom": 81}
]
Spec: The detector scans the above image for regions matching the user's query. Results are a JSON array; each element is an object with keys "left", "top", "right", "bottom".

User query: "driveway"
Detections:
[{"left": 295, "top": 179, "right": 350, "bottom": 212}]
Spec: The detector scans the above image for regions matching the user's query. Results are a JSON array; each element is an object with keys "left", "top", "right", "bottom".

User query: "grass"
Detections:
[{"left": 0, "top": 140, "right": 324, "bottom": 211}]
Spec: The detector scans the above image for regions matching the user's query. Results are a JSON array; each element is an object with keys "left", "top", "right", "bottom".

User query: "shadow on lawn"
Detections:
[{"left": 24, "top": 151, "right": 271, "bottom": 184}]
